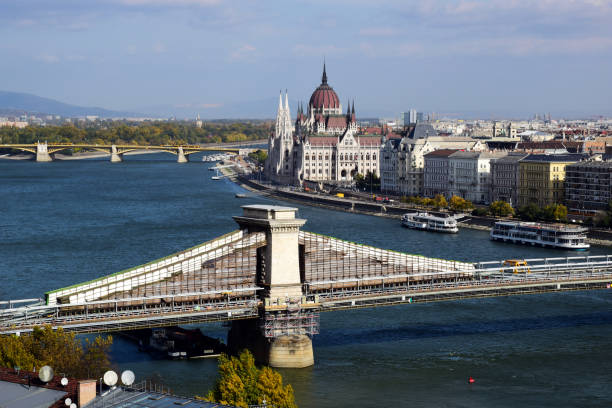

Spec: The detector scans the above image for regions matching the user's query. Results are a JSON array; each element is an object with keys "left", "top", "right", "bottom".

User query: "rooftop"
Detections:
[{"left": 522, "top": 153, "right": 585, "bottom": 162}]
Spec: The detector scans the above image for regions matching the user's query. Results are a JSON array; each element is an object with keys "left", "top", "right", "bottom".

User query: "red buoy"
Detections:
[{"left": 468, "top": 376, "right": 475, "bottom": 384}]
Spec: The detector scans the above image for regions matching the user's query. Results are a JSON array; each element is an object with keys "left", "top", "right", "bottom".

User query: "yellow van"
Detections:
[{"left": 501, "top": 259, "right": 531, "bottom": 274}]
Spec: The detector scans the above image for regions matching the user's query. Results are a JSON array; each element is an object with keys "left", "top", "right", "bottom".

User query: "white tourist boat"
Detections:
[
  {"left": 401, "top": 212, "right": 459, "bottom": 233},
  {"left": 490, "top": 221, "right": 589, "bottom": 250}
]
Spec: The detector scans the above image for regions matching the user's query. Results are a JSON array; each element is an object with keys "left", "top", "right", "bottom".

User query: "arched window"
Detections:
[
  {"left": 373, "top": 154, "right": 377, "bottom": 160},
  {"left": 305, "top": 155, "right": 309, "bottom": 160},
  {"left": 340, "top": 154, "right": 344, "bottom": 161}
]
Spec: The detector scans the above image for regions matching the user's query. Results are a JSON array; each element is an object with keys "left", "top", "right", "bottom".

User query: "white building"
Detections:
[
  {"left": 266, "top": 65, "right": 382, "bottom": 185},
  {"left": 380, "top": 124, "right": 485, "bottom": 196}
]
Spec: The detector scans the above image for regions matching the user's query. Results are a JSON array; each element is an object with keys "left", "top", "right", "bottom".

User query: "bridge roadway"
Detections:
[
  {"left": 1, "top": 255, "right": 612, "bottom": 335},
  {"left": 0, "top": 142, "right": 253, "bottom": 162}
]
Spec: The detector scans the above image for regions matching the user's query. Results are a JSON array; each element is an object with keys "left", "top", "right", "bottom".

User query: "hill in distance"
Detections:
[{"left": 0, "top": 91, "right": 143, "bottom": 118}]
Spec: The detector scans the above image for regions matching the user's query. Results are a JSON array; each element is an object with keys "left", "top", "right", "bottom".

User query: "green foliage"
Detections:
[
  {"left": 448, "top": 195, "right": 474, "bottom": 211},
  {"left": 248, "top": 149, "right": 268, "bottom": 165},
  {"left": 353, "top": 171, "right": 380, "bottom": 192},
  {"left": 472, "top": 207, "right": 489, "bottom": 216},
  {"left": 489, "top": 200, "right": 515, "bottom": 217},
  {"left": 202, "top": 350, "right": 297, "bottom": 408},
  {"left": 0, "top": 325, "right": 112, "bottom": 378},
  {"left": 432, "top": 194, "right": 448, "bottom": 209},
  {"left": 0, "top": 121, "right": 271, "bottom": 147},
  {"left": 517, "top": 203, "right": 568, "bottom": 222}
]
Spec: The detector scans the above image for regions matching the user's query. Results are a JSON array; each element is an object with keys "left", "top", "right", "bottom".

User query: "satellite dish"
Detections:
[
  {"left": 121, "top": 370, "right": 135, "bottom": 386},
  {"left": 103, "top": 370, "right": 118, "bottom": 386},
  {"left": 61, "top": 377, "right": 69, "bottom": 386},
  {"left": 39, "top": 366, "right": 54, "bottom": 383},
  {"left": 70, "top": 404, "right": 77, "bottom": 408},
  {"left": 65, "top": 398, "right": 72, "bottom": 406}
]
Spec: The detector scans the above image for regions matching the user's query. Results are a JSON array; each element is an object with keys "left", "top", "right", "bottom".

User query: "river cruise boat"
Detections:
[
  {"left": 401, "top": 212, "right": 459, "bottom": 233},
  {"left": 490, "top": 221, "right": 589, "bottom": 250}
]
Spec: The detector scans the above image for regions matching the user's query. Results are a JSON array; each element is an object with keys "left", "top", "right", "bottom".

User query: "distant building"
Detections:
[
  {"left": 380, "top": 124, "right": 484, "bottom": 196},
  {"left": 565, "top": 161, "right": 612, "bottom": 213},
  {"left": 409, "top": 109, "right": 417, "bottom": 124},
  {"left": 195, "top": 114, "right": 203, "bottom": 128},
  {"left": 423, "top": 149, "right": 458, "bottom": 198},
  {"left": 490, "top": 153, "right": 528, "bottom": 206},
  {"left": 266, "top": 64, "right": 382, "bottom": 185},
  {"left": 447, "top": 151, "right": 507, "bottom": 204},
  {"left": 518, "top": 154, "right": 584, "bottom": 207}
]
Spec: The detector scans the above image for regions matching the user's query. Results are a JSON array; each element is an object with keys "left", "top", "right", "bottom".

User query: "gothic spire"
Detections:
[
  {"left": 322, "top": 60, "right": 328, "bottom": 84},
  {"left": 352, "top": 100, "right": 355, "bottom": 114}
]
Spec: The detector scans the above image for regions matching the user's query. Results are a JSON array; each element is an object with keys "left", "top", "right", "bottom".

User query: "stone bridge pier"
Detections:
[
  {"left": 177, "top": 147, "right": 189, "bottom": 163},
  {"left": 36, "top": 142, "right": 53, "bottom": 162},
  {"left": 110, "top": 144, "right": 123, "bottom": 162},
  {"left": 230, "top": 205, "right": 317, "bottom": 368}
]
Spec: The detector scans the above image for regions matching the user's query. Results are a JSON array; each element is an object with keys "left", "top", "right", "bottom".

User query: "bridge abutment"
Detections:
[
  {"left": 228, "top": 319, "right": 314, "bottom": 369},
  {"left": 232, "top": 205, "right": 317, "bottom": 368},
  {"left": 36, "top": 142, "right": 53, "bottom": 162},
  {"left": 110, "top": 145, "right": 123, "bottom": 162},
  {"left": 177, "top": 147, "right": 189, "bottom": 163}
]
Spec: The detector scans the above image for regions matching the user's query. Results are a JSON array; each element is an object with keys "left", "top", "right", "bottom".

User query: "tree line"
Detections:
[{"left": 0, "top": 121, "right": 272, "bottom": 146}]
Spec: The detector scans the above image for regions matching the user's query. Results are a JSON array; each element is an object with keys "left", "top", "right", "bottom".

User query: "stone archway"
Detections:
[{"left": 341, "top": 169, "right": 347, "bottom": 179}]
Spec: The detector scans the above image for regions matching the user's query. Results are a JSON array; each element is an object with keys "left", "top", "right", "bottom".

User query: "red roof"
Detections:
[
  {"left": 326, "top": 116, "right": 348, "bottom": 128},
  {"left": 308, "top": 136, "right": 338, "bottom": 146},
  {"left": 309, "top": 84, "right": 340, "bottom": 110},
  {"left": 0, "top": 366, "right": 79, "bottom": 408},
  {"left": 424, "top": 149, "right": 459, "bottom": 158},
  {"left": 358, "top": 136, "right": 382, "bottom": 146}
]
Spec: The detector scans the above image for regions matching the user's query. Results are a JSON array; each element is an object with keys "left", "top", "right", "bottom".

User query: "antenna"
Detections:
[
  {"left": 39, "top": 366, "right": 54, "bottom": 383},
  {"left": 61, "top": 377, "right": 69, "bottom": 386},
  {"left": 103, "top": 370, "right": 118, "bottom": 387},
  {"left": 121, "top": 370, "right": 135, "bottom": 386}
]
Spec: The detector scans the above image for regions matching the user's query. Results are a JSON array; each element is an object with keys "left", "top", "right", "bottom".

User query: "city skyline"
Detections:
[{"left": 1, "top": 0, "right": 612, "bottom": 118}]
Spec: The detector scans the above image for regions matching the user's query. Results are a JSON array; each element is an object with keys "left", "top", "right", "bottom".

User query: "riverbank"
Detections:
[{"left": 221, "top": 168, "right": 612, "bottom": 247}]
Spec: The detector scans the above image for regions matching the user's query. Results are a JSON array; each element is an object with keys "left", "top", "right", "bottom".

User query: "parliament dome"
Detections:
[{"left": 308, "top": 64, "right": 340, "bottom": 110}]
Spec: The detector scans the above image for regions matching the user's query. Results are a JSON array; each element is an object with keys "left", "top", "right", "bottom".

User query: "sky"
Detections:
[{"left": 1, "top": 0, "right": 611, "bottom": 119}]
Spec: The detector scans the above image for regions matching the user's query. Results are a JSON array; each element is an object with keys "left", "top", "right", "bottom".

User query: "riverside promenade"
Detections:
[{"left": 221, "top": 166, "right": 612, "bottom": 247}]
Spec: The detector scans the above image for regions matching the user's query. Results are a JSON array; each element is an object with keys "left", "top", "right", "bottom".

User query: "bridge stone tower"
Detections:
[
  {"left": 231, "top": 205, "right": 316, "bottom": 368},
  {"left": 36, "top": 142, "right": 53, "bottom": 162}
]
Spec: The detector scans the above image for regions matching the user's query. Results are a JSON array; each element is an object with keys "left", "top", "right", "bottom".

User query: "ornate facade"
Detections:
[{"left": 266, "top": 65, "right": 382, "bottom": 185}]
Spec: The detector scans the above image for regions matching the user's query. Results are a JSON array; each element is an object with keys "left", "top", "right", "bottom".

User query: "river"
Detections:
[{"left": 1, "top": 153, "right": 611, "bottom": 407}]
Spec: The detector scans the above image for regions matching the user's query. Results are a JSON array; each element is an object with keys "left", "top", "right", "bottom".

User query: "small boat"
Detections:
[
  {"left": 211, "top": 176, "right": 221, "bottom": 180},
  {"left": 401, "top": 212, "right": 459, "bottom": 233},
  {"left": 235, "top": 193, "right": 247, "bottom": 198},
  {"left": 490, "top": 221, "right": 589, "bottom": 250}
]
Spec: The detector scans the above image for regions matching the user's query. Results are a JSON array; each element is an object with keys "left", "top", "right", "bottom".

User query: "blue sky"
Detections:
[{"left": 1, "top": 0, "right": 611, "bottom": 118}]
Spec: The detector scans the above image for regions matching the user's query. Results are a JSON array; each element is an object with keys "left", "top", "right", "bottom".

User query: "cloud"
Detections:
[
  {"left": 175, "top": 102, "right": 223, "bottom": 108},
  {"left": 117, "top": 0, "right": 220, "bottom": 6},
  {"left": 359, "top": 27, "right": 400, "bottom": 37},
  {"left": 230, "top": 44, "right": 256, "bottom": 60},
  {"left": 36, "top": 54, "right": 60, "bottom": 63},
  {"left": 152, "top": 42, "right": 167, "bottom": 53},
  {"left": 292, "top": 44, "right": 349, "bottom": 58}
]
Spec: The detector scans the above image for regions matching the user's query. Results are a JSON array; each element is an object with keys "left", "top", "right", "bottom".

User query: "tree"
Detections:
[
  {"left": 203, "top": 350, "right": 297, "bottom": 408},
  {"left": 248, "top": 149, "right": 268, "bottom": 165},
  {"left": 448, "top": 195, "right": 473, "bottom": 211},
  {"left": 432, "top": 194, "right": 448, "bottom": 209},
  {"left": 489, "top": 200, "right": 514, "bottom": 217},
  {"left": 552, "top": 204, "right": 568, "bottom": 221},
  {"left": 0, "top": 325, "right": 112, "bottom": 379},
  {"left": 517, "top": 203, "right": 541, "bottom": 221}
]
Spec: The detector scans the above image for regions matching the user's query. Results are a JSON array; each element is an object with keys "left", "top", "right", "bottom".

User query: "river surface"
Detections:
[{"left": 1, "top": 154, "right": 612, "bottom": 407}]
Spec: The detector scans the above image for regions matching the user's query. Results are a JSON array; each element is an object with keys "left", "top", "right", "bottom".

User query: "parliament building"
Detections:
[{"left": 266, "top": 64, "right": 382, "bottom": 185}]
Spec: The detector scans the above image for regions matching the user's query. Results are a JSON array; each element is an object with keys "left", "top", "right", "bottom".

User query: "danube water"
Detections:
[{"left": 1, "top": 154, "right": 612, "bottom": 407}]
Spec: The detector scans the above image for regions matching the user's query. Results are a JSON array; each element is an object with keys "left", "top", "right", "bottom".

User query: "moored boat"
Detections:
[
  {"left": 401, "top": 212, "right": 459, "bottom": 233},
  {"left": 490, "top": 220, "right": 589, "bottom": 250}
]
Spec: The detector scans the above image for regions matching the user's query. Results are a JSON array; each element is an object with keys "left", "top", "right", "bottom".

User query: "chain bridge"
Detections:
[
  {"left": 2, "top": 205, "right": 612, "bottom": 367},
  {"left": 0, "top": 142, "right": 248, "bottom": 162}
]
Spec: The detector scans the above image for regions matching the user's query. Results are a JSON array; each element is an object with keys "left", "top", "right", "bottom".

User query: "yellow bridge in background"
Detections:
[{"left": 0, "top": 142, "right": 251, "bottom": 162}]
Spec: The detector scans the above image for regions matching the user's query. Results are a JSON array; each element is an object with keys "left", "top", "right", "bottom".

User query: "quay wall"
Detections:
[{"left": 232, "top": 175, "right": 612, "bottom": 247}]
